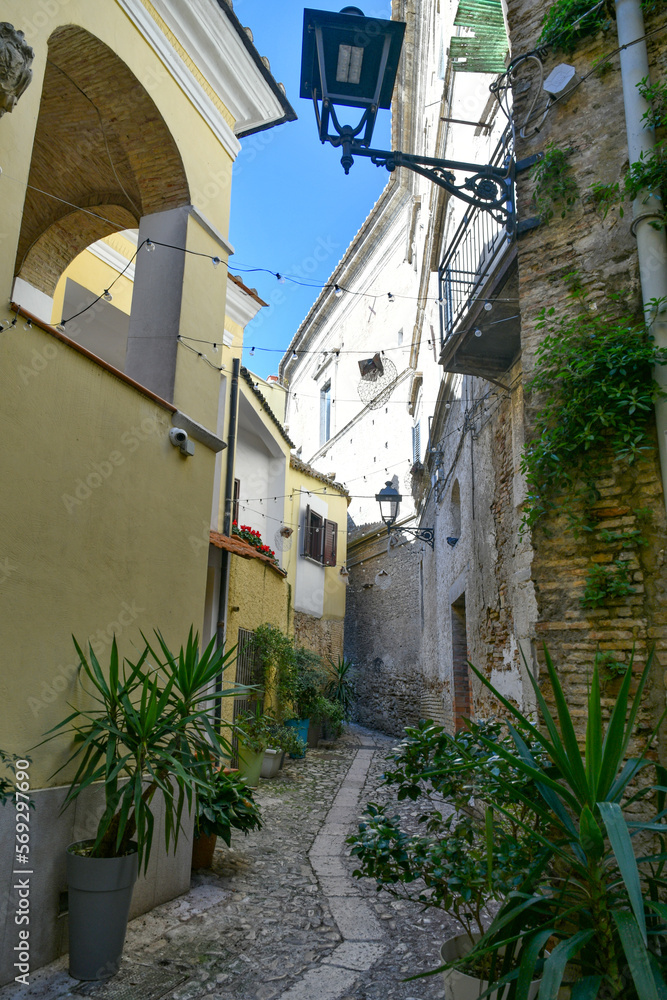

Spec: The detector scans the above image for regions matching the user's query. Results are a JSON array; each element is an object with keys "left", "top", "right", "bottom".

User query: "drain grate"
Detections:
[{"left": 73, "top": 964, "right": 189, "bottom": 1000}]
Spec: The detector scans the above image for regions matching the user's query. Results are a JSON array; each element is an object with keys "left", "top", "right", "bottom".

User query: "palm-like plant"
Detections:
[
  {"left": 326, "top": 655, "right": 355, "bottom": 718},
  {"left": 41, "top": 629, "right": 241, "bottom": 873},
  {"left": 451, "top": 647, "right": 667, "bottom": 1000}
]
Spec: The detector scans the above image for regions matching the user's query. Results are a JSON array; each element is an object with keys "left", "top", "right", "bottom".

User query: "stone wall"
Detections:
[
  {"left": 504, "top": 0, "right": 667, "bottom": 728},
  {"left": 345, "top": 529, "right": 424, "bottom": 736},
  {"left": 293, "top": 611, "right": 344, "bottom": 663}
]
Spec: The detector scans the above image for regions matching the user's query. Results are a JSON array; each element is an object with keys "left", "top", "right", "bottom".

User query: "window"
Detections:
[
  {"left": 320, "top": 381, "right": 331, "bottom": 445},
  {"left": 232, "top": 478, "right": 240, "bottom": 525},
  {"left": 412, "top": 422, "right": 421, "bottom": 464},
  {"left": 303, "top": 505, "right": 338, "bottom": 566}
]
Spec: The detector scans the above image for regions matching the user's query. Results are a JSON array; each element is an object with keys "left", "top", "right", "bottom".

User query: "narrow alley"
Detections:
[{"left": 3, "top": 727, "right": 455, "bottom": 1000}]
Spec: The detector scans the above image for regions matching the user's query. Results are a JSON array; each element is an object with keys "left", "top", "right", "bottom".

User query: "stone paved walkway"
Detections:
[{"left": 3, "top": 726, "right": 457, "bottom": 1000}]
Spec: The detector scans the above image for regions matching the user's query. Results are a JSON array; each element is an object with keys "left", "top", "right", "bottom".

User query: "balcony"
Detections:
[{"left": 438, "top": 131, "right": 521, "bottom": 381}]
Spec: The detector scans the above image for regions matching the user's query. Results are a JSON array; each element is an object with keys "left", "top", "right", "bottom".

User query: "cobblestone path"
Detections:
[{"left": 5, "top": 726, "right": 457, "bottom": 1000}]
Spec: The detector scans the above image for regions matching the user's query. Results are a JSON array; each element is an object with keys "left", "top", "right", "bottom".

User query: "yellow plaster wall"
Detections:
[
  {"left": 51, "top": 240, "right": 136, "bottom": 323},
  {"left": 0, "top": 324, "right": 217, "bottom": 786},
  {"left": 222, "top": 555, "right": 292, "bottom": 720}
]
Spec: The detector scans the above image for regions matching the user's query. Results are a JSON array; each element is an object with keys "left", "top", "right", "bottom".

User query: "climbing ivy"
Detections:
[
  {"left": 538, "top": 0, "right": 613, "bottom": 54},
  {"left": 531, "top": 144, "right": 579, "bottom": 222},
  {"left": 520, "top": 290, "right": 667, "bottom": 532},
  {"left": 538, "top": 0, "right": 666, "bottom": 54}
]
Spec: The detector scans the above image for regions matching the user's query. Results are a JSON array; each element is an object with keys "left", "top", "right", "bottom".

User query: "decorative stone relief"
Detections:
[{"left": 0, "top": 23, "right": 34, "bottom": 118}]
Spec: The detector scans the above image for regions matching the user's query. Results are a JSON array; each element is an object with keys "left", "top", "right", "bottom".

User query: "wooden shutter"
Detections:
[
  {"left": 303, "top": 504, "right": 311, "bottom": 557},
  {"left": 323, "top": 519, "right": 338, "bottom": 567},
  {"left": 232, "top": 479, "right": 240, "bottom": 525}
]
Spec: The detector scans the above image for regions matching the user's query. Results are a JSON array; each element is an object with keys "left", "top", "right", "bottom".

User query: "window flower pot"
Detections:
[
  {"left": 66, "top": 841, "right": 138, "bottom": 981},
  {"left": 440, "top": 934, "right": 542, "bottom": 1000}
]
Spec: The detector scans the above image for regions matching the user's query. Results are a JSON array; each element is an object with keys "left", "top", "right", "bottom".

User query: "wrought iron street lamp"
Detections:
[
  {"left": 300, "top": 6, "right": 520, "bottom": 232},
  {"left": 375, "top": 481, "right": 434, "bottom": 549}
]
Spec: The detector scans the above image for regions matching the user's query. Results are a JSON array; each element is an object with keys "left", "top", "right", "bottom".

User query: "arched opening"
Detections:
[{"left": 15, "top": 24, "right": 189, "bottom": 307}]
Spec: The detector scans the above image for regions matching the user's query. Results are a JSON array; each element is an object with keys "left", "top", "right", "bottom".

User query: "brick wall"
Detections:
[{"left": 293, "top": 611, "right": 344, "bottom": 662}]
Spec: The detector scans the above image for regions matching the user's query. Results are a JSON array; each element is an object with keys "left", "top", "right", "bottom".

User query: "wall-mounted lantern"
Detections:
[{"left": 375, "top": 481, "right": 434, "bottom": 549}]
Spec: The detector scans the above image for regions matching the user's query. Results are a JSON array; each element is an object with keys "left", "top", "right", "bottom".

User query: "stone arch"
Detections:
[{"left": 15, "top": 24, "right": 190, "bottom": 296}]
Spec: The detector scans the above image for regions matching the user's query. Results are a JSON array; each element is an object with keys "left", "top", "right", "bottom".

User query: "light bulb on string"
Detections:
[
  {"left": 212, "top": 256, "right": 222, "bottom": 268},
  {"left": 24, "top": 318, "right": 32, "bottom": 330},
  {"left": 250, "top": 347, "right": 255, "bottom": 356},
  {"left": 334, "top": 285, "right": 343, "bottom": 298},
  {"left": 484, "top": 301, "right": 493, "bottom": 311},
  {"left": 292, "top": 351, "right": 298, "bottom": 360},
  {"left": 212, "top": 343, "right": 219, "bottom": 353},
  {"left": 276, "top": 273, "right": 285, "bottom": 284},
  {"left": 103, "top": 290, "right": 112, "bottom": 302},
  {"left": 387, "top": 293, "right": 395, "bottom": 303},
  {"left": 474, "top": 328, "right": 482, "bottom": 338},
  {"left": 145, "top": 239, "right": 155, "bottom": 253}
]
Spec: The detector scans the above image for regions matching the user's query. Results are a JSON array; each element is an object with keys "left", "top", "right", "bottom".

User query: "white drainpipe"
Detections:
[{"left": 616, "top": 0, "right": 667, "bottom": 509}]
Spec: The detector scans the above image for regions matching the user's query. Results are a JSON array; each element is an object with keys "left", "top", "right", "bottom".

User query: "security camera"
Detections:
[{"left": 169, "top": 427, "right": 195, "bottom": 456}]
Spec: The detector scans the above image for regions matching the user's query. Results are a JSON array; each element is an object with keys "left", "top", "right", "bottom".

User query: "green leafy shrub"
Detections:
[
  {"left": 326, "top": 655, "right": 355, "bottom": 718},
  {"left": 194, "top": 766, "right": 262, "bottom": 845},
  {"left": 348, "top": 719, "right": 546, "bottom": 946}
]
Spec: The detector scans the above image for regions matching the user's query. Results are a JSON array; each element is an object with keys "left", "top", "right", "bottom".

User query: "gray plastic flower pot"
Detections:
[{"left": 66, "top": 840, "right": 138, "bottom": 981}]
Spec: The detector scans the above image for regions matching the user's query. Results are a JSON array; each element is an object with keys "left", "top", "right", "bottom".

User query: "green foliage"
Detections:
[
  {"left": 0, "top": 750, "right": 31, "bottom": 807},
  {"left": 447, "top": 647, "right": 667, "bottom": 999},
  {"left": 581, "top": 559, "right": 636, "bottom": 607},
  {"left": 588, "top": 179, "right": 624, "bottom": 219},
  {"left": 40, "top": 629, "right": 241, "bottom": 873},
  {"left": 538, "top": 0, "right": 613, "bottom": 53},
  {"left": 326, "top": 655, "right": 355, "bottom": 718},
  {"left": 234, "top": 707, "right": 306, "bottom": 756},
  {"left": 531, "top": 144, "right": 580, "bottom": 221},
  {"left": 252, "top": 624, "right": 326, "bottom": 720},
  {"left": 596, "top": 650, "right": 629, "bottom": 677},
  {"left": 348, "top": 719, "right": 546, "bottom": 945},
  {"left": 312, "top": 695, "right": 346, "bottom": 738},
  {"left": 520, "top": 294, "right": 667, "bottom": 532},
  {"left": 194, "top": 766, "right": 262, "bottom": 845}
]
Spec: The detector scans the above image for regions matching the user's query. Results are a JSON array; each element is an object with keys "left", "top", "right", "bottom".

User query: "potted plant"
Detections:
[
  {"left": 261, "top": 719, "right": 307, "bottom": 775},
  {"left": 192, "top": 764, "right": 262, "bottom": 869},
  {"left": 325, "top": 655, "right": 355, "bottom": 720},
  {"left": 348, "top": 716, "right": 546, "bottom": 997},
  {"left": 312, "top": 694, "right": 346, "bottom": 741},
  {"left": 450, "top": 647, "right": 667, "bottom": 1000},
  {"left": 40, "top": 628, "right": 240, "bottom": 982},
  {"left": 234, "top": 708, "right": 274, "bottom": 786}
]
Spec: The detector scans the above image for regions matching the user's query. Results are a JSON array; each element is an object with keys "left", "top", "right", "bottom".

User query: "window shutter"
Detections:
[
  {"left": 323, "top": 519, "right": 338, "bottom": 567},
  {"left": 232, "top": 479, "right": 240, "bottom": 525},
  {"left": 303, "top": 504, "right": 311, "bottom": 557}
]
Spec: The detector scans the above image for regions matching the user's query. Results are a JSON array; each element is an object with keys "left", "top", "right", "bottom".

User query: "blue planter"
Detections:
[{"left": 285, "top": 718, "right": 309, "bottom": 757}]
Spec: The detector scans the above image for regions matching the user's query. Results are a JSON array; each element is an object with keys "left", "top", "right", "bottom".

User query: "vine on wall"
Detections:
[{"left": 520, "top": 288, "right": 667, "bottom": 534}]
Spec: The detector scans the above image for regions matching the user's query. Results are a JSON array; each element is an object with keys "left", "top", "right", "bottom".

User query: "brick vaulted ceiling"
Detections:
[{"left": 16, "top": 25, "right": 190, "bottom": 295}]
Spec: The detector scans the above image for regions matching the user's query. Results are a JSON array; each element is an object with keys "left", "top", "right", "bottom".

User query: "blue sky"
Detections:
[{"left": 228, "top": 1, "right": 393, "bottom": 379}]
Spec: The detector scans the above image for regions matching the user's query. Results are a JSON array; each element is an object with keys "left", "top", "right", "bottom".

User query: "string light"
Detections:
[
  {"left": 474, "top": 328, "right": 482, "bottom": 338},
  {"left": 145, "top": 239, "right": 155, "bottom": 253},
  {"left": 334, "top": 285, "right": 343, "bottom": 298},
  {"left": 276, "top": 273, "right": 286, "bottom": 284},
  {"left": 212, "top": 256, "right": 222, "bottom": 268},
  {"left": 250, "top": 347, "right": 255, "bottom": 356},
  {"left": 387, "top": 293, "right": 395, "bottom": 303},
  {"left": 103, "top": 289, "right": 113, "bottom": 302}
]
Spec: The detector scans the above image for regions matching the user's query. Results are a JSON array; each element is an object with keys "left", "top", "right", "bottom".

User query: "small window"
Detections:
[
  {"left": 303, "top": 505, "right": 338, "bottom": 565},
  {"left": 320, "top": 381, "right": 331, "bottom": 445},
  {"left": 412, "top": 422, "right": 421, "bottom": 464}
]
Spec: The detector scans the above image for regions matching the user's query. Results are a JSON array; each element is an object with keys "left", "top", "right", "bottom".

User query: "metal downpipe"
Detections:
[{"left": 616, "top": 0, "right": 667, "bottom": 509}]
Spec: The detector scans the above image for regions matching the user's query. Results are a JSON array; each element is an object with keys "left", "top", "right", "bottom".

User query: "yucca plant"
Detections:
[
  {"left": 326, "top": 655, "right": 355, "bottom": 718},
  {"left": 445, "top": 647, "right": 667, "bottom": 1000},
  {"left": 41, "top": 629, "right": 242, "bottom": 873}
]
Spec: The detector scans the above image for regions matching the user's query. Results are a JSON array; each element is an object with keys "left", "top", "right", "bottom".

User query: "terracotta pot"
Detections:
[{"left": 191, "top": 832, "right": 217, "bottom": 870}]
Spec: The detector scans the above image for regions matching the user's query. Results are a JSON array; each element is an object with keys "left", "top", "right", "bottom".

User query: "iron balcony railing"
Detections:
[{"left": 438, "top": 129, "right": 514, "bottom": 347}]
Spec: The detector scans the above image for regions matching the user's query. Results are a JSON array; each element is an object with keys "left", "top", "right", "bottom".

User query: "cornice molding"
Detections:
[
  {"left": 88, "top": 240, "right": 136, "bottom": 282},
  {"left": 225, "top": 277, "right": 264, "bottom": 327},
  {"left": 115, "top": 0, "right": 240, "bottom": 158}
]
